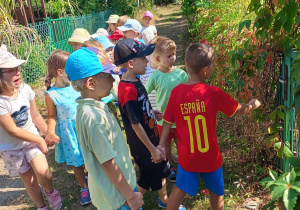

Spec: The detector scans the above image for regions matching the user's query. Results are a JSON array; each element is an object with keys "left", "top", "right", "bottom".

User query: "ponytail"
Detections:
[{"left": 45, "top": 76, "right": 53, "bottom": 91}]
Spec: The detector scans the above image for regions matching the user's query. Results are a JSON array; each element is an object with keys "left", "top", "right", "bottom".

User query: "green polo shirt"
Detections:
[{"left": 76, "top": 98, "right": 136, "bottom": 210}]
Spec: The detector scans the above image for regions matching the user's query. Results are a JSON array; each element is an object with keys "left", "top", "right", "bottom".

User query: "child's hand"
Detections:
[
  {"left": 45, "top": 132, "right": 60, "bottom": 147},
  {"left": 38, "top": 138, "right": 49, "bottom": 154},
  {"left": 127, "top": 192, "right": 144, "bottom": 210},
  {"left": 248, "top": 99, "right": 261, "bottom": 109},
  {"left": 151, "top": 147, "right": 165, "bottom": 163},
  {"left": 153, "top": 110, "right": 163, "bottom": 121}
]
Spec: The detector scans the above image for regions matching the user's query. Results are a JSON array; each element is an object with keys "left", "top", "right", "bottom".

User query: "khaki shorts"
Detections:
[{"left": 0, "top": 143, "right": 42, "bottom": 177}]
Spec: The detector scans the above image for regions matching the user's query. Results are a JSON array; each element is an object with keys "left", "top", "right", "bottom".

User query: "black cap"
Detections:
[{"left": 114, "top": 38, "right": 155, "bottom": 66}]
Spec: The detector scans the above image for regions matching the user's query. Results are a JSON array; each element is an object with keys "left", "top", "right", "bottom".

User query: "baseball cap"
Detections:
[
  {"left": 68, "top": 28, "right": 90, "bottom": 44},
  {"left": 94, "top": 36, "right": 115, "bottom": 50},
  {"left": 0, "top": 45, "right": 26, "bottom": 68},
  {"left": 143, "top": 11, "right": 153, "bottom": 19},
  {"left": 114, "top": 38, "right": 155, "bottom": 66},
  {"left": 65, "top": 47, "right": 124, "bottom": 81},
  {"left": 105, "top": 14, "right": 119, "bottom": 23},
  {"left": 117, "top": 19, "right": 142, "bottom": 34},
  {"left": 108, "top": 30, "right": 124, "bottom": 40},
  {"left": 91, "top": 28, "right": 109, "bottom": 38}
]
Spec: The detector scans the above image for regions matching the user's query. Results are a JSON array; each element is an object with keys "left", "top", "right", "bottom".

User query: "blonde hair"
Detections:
[
  {"left": 117, "top": 15, "right": 130, "bottom": 26},
  {"left": 185, "top": 43, "right": 216, "bottom": 74},
  {"left": 46, "top": 50, "right": 70, "bottom": 90},
  {"left": 155, "top": 38, "right": 176, "bottom": 56},
  {"left": 83, "top": 39, "right": 104, "bottom": 51},
  {"left": 71, "top": 72, "right": 107, "bottom": 92}
]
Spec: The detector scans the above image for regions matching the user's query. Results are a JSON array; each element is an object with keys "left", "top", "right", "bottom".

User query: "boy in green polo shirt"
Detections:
[{"left": 65, "top": 46, "right": 143, "bottom": 210}]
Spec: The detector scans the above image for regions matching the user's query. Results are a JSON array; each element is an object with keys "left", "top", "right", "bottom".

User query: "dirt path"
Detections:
[{"left": 0, "top": 4, "right": 188, "bottom": 209}]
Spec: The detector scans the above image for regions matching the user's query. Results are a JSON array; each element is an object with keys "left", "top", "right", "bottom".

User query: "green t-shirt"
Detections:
[
  {"left": 145, "top": 68, "right": 188, "bottom": 127},
  {"left": 75, "top": 98, "right": 136, "bottom": 210}
]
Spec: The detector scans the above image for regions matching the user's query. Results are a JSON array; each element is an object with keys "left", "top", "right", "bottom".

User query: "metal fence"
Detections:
[
  {"left": 22, "top": 10, "right": 112, "bottom": 83},
  {"left": 278, "top": 51, "right": 300, "bottom": 172}
]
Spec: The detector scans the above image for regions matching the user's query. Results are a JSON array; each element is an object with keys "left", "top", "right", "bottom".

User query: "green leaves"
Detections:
[
  {"left": 238, "top": 20, "right": 251, "bottom": 33},
  {"left": 283, "top": 188, "right": 298, "bottom": 210}
]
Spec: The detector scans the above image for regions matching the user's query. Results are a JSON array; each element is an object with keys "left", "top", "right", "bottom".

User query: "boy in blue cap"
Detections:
[
  {"left": 65, "top": 47, "right": 143, "bottom": 210},
  {"left": 114, "top": 39, "right": 185, "bottom": 209}
]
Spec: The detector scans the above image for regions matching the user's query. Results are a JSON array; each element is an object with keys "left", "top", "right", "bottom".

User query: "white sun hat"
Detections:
[{"left": 0, "top": 45, "right": 26, "bottom": 68}]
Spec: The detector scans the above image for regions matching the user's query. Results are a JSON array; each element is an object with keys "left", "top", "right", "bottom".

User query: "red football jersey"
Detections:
[{"left": 164, "top": 83, "right": 239, "bottom": 172}]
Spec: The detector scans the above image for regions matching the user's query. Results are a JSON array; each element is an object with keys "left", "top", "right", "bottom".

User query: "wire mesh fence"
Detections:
[{"left": 20, "top": 10, "right": 112, "bottom": 83}]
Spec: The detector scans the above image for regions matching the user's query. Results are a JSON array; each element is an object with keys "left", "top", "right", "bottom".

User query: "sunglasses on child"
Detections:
[{"left": 1, "top": 67, "right": 22, "bottom": 74}]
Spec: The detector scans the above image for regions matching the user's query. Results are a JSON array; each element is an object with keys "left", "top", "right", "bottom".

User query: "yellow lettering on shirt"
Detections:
[{"left": 180, "top": 100, "right": 206, "bottom": 115}]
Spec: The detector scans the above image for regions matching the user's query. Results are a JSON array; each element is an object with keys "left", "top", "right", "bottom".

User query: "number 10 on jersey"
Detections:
[{"left": 184, "top": 115, "right": 209, "bottom": 153}]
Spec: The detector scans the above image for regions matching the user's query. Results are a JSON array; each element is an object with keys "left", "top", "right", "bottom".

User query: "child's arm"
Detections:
[
  {"left": 30, "top": 98, "right": 47, "bottom": 135},
  {"left": 44, "top": 94, "right": 60, "bottom": 146},
  {"left": 132, "top": 123, "right": 165, "bottom": 162},
  {"left": 102, "top": 158, "right": 144, "bottom": 209},
  {"left": 0, "top": 114, "right": 48, "bottom": 153},
  {"left": 235, "top": 99, "right": 261, "bottom": 115},
  {"left": 144, "top": 75, "right": 155, "bottom": 95}
]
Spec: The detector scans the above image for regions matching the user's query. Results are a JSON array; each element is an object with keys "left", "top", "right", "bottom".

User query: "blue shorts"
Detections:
[
  {"left": 117, "top": 187, "right": 142, "bottom": 210},
  {"left": 176, "top": 164, "right": 224, "bottom": 196}
]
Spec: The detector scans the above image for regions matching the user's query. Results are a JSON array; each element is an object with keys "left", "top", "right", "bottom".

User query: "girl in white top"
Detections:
[
  {"left": 0, "top": 46, "right": 62, "bottom": 210},
  {"left": 141, "top": 11, "right": 158, "bottom": 44}
]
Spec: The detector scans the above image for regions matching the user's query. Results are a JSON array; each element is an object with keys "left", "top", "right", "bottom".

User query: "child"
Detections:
[
  {"left": 117, "top": 15, "right": 131, "bottom": 27},
  {"left": 114, "top": 39, "right": 184, "bottom": 209},
  {"left": 140, "top": 36, "right": 168, "bottom": 111},
  {"left": 0, "top": 46, "right": 62, "bottom": 210},
  {"left": 94, "top": 35, "right": 115, "bottom": 62},
  {"left": 91, "top": 28, "right": 109, "bottom": 38},
  {"left": 145, "top": 38, "right": 188, "bottom": 182},
  {"left": 68, "top": 28, "right": 90, "bottom": 51},
  {"left": 44, "top": 50, "right": 91, "bottom": 205},
  {"left": 117, "top": 19, "right": 145, "bottom": 44},
  {"left": 157, "top": 43, "right": 261, "bottom": 210},
  {"left": 65, "top": 46, "right": 143, "bottom": 210},
  {"left": 141, "top": 11, "right": 157, "bottom": 44},
  {"left": 106, "top": 14, "right": 120, "bottom": 35}
]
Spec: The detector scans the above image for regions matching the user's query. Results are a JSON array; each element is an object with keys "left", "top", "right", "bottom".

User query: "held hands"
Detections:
[
  {"left": 127, "top": 192, "right": 144, "bottom": 210},
  {"left": 45, "top": 132, "right": 60, "bottom": 147},
  {"left": 248, "top": 99, "right": 261, "bottom": 109},
  {"left": 38, "top": 138, "right": 49, "bottom": 154},
  {"left": 151, "top": 145, "right": 166, "bottom": 163},
  {"left": 153, "top": 110, "right": 163, "bottom": 121}
]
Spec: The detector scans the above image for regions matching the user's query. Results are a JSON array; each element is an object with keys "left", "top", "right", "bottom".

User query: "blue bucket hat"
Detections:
[
  {"left": 94, "top": 35, "right": 115, "bottom": 50},
  {"left": 65, "top": 47, "right": 125, "bottom": 81}
]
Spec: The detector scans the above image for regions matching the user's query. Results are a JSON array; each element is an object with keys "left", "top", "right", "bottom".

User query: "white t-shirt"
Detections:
[
  {"left": 142, "top": 25, "right": 157, "bottom": 44},
  {"left": 0, "top": 84, "right": 39, "bottom": 151},
  {"left": 140, "top": 65, "right": 157, "bottom": 110}
]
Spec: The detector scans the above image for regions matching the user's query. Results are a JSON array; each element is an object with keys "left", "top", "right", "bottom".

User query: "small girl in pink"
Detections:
[
  {"left": 0, "top": 45, "right": 62, "bottom": 210},
  {"left": 141, "top": 11, "right": 157, "bottom": 44}
]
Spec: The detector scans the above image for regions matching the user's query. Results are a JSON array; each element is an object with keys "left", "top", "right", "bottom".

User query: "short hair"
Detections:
[
  {"left": 185, "top": 43, "right": 216, "bottom": 74},
  {"left": 71, "top": 72, "right": 107, "bottom": 92},
  {"left": 117, "top": 15, "right": 130, "bottom": 26},
  {"left": 149, "top": 36, "right": 168, "bottom": 55},
  {"left": 83, "top": 39, "right": 104, "bottom": 51},
  {"left": 155, "top": 38, "right": 176, "bottom": 55}
]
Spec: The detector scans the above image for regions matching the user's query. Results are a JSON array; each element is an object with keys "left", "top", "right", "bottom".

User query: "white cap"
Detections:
[{"left": 0, "top": 45, "right": 26, "bottom": 68}]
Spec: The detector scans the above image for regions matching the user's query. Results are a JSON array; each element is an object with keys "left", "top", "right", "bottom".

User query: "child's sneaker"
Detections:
[
  {"left": 37, "top": 205, "right": 49, "bottom": 210},
  {"left": 167, "top": 165, "right": 176, "bottom": 183},
  {"left": 80, "top": 188, "right": 91, "bottom": 205},
  {"left": 41, "top": 187, "right": 62, "bottom": 210},
  {"left": 157, "top": 197, "right": 186, "bottom": 209}
]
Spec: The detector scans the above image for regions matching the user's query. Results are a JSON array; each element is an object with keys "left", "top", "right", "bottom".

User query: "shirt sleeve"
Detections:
[
  {"left": 145, "top": 74, "right": 154, "bottom": 94},
  {"left": 180, "top": 70, "right": 188, "bottom": 83},
  {"left": 119, "top": 83, "right": 140, "bottom": 124},
  {"left": 24, "top": 84, "right": 35, "bottom": 101},
  {"left": 216, "top": 88, "right": 239, "bottom": 117},
  {"left": 163, "top": 89, "right": 175, "bottom": 124},
  {"left": 0, "top": 100, "right": 8, "bottom": 116},
  {"left": 87, "top": 124, "right": 117, "bottom": 164}
]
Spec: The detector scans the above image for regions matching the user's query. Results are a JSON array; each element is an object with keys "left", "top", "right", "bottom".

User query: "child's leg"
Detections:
[
  {"left": 209, "top": 190, "right": 224, "bottom": 210},
  {"left": 165, "top": 140, "right": 173, "bottom": 165},
  {"left": 30, "top": 154, "right": 54, "bottom": 193},
  {"left": 158, "top": 178, "right": 168, "bottom": 203},
  {"left": 73, "top": 165, "right": 88, "bottom": 189},
  {"left": 166, "top": 186, "right": 186, "bottom": 210},
  {"left": 20, "top": 168, "right": 46, "bottom": 208}
]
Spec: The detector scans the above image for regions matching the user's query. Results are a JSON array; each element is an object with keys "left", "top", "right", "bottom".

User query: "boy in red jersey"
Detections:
[{"left": 157, "top": 43, "right": 261, "bottom": 210}]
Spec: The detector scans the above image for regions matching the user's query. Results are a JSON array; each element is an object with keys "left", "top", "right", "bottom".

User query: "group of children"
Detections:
[{"left": 0, "top": 9, "right": 261, "bottom": 210}]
